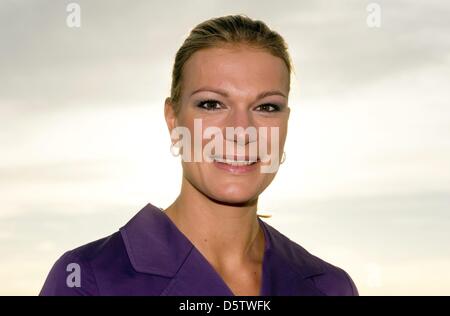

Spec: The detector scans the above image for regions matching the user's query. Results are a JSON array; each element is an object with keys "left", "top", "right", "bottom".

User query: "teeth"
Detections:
[{"left": 213, "top": 157, "right": 257, "bottom": 166}]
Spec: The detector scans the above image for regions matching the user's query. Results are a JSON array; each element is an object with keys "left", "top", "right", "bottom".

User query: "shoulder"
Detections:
[
  {"left": 39, "top": 232, "right": 125, "bottom": 296},
  {"left": 261, "top": 220, "right": 359, "bottom": 296},
  {"left": 309, "top": 257, "right": 359, "bottom": 296}
]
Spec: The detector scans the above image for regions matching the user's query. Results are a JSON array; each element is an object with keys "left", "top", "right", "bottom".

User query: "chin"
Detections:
[{"left": 206, "top": 185, "right": 259, "bottom": 205}]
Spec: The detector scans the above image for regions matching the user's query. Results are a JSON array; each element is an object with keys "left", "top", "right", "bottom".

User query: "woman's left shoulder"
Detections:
[
  {"left": 260, "top": 220, "right": 359, "bottom": 296},
  {"left": 309, "top": 258, "right": 360, "bottom": 296}
]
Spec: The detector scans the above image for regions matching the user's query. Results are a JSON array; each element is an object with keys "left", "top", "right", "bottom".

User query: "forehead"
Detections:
[{"left": 181, "top": 46, "right": 289, "bottom": 98}]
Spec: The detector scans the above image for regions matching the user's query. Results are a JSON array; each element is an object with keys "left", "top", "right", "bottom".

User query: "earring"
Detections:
[
  {"left": 170, "top": 142, "right": 181, "bottom": 157},
  {"left": 280, "top": 151, "right": 286, "bottom": 164}
]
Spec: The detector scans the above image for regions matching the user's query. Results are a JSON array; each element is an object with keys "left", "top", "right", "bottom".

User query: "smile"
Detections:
[
  {"left": 211, "top": 156, "right": 260, "bottom": 173},
  {"left": 213, "top": 157, "right": 258, "bottom": 166}
]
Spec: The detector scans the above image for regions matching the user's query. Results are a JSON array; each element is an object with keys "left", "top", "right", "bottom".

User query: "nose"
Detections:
[{"left": 223, "top": 106, "right": 256, "bottom": 145}]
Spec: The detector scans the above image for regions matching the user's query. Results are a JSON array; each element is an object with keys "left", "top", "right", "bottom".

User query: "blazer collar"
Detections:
[
  {"left": 119, "top": 203, "right": 325, "bottom": 281},
  {"left": 260, "top": 217, "right": 326, "bottom": 280},
  {"left": 119, "top": 203, "right": 193, "bottom": 277}
]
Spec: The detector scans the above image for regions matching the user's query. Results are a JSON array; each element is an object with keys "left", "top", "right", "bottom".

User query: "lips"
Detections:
[
  {"left": 212, "top": 156, "right": 258, "bottom": 166},
  {"left": 210, "top": 156, "right": 260, "bottom": 173}
]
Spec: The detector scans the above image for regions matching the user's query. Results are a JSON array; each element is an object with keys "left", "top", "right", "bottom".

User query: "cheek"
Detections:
[
  {"left": 277, "top": 126, "right": 288, "bottom": 149},
  {"left": 260, "top": 122, "right": 288, "bottom": 154},
  {"left": 272, "top": 121, "right": 288, "bottom": 152}
]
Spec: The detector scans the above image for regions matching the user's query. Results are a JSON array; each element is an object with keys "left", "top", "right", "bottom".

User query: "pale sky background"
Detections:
[{"left": 1, "top": 0, "right": 449, "bottom": 295}]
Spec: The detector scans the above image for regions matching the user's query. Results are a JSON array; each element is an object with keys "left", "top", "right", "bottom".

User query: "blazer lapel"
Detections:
[
  {"left": 120, "top": 203, "right": 327, "bottom": 296},
  {"left": 258, "top": 218, "right": 327, "bottom": 296},
  {"left": 120, "top": 203, "right": 234, "bottom": 296},
  {"left": 160, "top": 247, "right": 235, "bottom": 296}
]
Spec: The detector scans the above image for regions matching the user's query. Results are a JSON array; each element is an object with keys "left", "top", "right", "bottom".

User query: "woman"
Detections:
[{"left": 40, "top": 14, "right": 359, "bottom": 296}]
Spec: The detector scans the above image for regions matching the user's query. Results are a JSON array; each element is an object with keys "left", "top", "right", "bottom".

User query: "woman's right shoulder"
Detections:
[{"left": 39, "top": 231, "right": 125, "bottom": 296}]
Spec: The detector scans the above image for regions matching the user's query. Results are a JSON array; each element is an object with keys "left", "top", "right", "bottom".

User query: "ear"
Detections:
[{"left": 164, "top": 97, "right": 178, "bottom": 134}]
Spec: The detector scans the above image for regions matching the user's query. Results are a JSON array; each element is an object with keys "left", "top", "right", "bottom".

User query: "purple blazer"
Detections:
[{"left": 40, "top": 203, "right": 359, "bottom": 296}]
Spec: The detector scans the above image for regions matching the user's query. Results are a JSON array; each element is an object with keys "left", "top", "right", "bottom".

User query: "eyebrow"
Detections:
[{"left": 190, "top": 87, "right": 287, "bottom": 99}]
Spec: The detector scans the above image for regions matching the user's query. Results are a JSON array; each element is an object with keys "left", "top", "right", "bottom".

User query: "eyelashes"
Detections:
[
  {"left": 256, "top": 103, "right": 281, "bottom": 112},
  {"left": 196, "top": 99, "right": 223, "bottom": 111},
  {"left": 196, "top": 99, "right": 281, "bottom": 112}
]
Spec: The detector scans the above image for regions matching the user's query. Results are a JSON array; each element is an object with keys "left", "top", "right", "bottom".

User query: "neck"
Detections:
[{"left": 163, "top": 177, "right": 264, "bottom": 269}]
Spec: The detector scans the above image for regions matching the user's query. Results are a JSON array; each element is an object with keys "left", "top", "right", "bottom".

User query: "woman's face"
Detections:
[{"left": 165, "top": 44, "right": 290, "bottom": 204}]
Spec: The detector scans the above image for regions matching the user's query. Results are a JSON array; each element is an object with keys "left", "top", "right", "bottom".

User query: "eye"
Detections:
[
  {"left": 196, "top": 99, "right": 223, "bottom": 111},
  {"left": 255, "top": 103, "right": 281, "bottom": 112}
]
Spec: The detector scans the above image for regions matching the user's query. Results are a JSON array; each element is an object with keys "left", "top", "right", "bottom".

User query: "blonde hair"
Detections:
[{"left": 168, "top": 14, "right": 294, "bottom": 115}]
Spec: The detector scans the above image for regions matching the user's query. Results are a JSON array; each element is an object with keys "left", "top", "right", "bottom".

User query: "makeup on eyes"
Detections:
[{"left": 195, "top": 99, "right": 283, "bottom": 112}]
